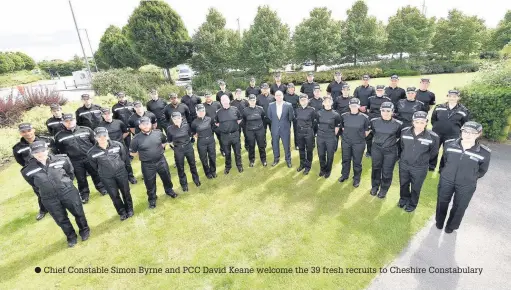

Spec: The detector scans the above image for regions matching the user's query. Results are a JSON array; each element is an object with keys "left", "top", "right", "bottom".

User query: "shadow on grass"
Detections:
[{"left": 0, "top": 213, "right": 37, "bottom": 236}]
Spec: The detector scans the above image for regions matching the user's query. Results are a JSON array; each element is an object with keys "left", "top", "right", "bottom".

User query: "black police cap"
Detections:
[
  {"left": 139, "top": 116, "right": 151, "bottom": 124},
  {"left": 50, "top": 103, "right": 61, "bottom": 110},
  {"left": 30, "top": 141, "right": 48, "bottom": 153},
  {"left": 261, "top": 83, "right": 269, "bottom": 89},
  {"left": 448, "top": 90, "right": 460, "bottom": 95},
  {"left": 81, "top": 94, "right": 91, "bottom": 100},
  {"left": 376, "top": 85, "right": 385, "bottom": 90},
  {"left": 204, "top": 90, "right": 212, "bottom": 96},
  {"left": 342, "top": 84, "right": 350, "bottom": 89},
  {"left": 314, "top": 85, "right": 321, "bottom": 90},
  {"left": 218, "top": 80, "right": 226, "bottom": 85},
  {"left": 287, "top": 83, "right": 295, "bottom": 88},
  {"left": 248, "top": 94, "right": 257, "bottom": 101},
  {"left": 133, "top": 101, "right": 143, "bottom": 107},
  {"left": 412, "top": 111, "right": 428, "bottom": 120},
  {"left": 171, "top": 112, "right": 182, "bottom": 119},
  {"left": 390, "top": 75, "right": 399, "bottom": 80},
  {"left": 462, "top": 121, "right": 483, "bottom": 133},
  {"left": 94, "top": 127, "right": 109, "bottom": 136},
  {"left": 196, "top": 104, "right": 205, "bottom": 111},
  {"left": 420, "top": 78, "right": 430, "bottom": 83},
  {"left": 100, "top": 107, "right": 111, "bottom": 114},
  {"left": 362, "top": 74, "right": 370, "bottom": 80},
  {"left": 116, "top": 91, "right": 125, "bottom": 97},
  {"left": 307, "top": 72, "right": 314, "bottom": 76},
  {"left": 185, "top": 85, "right": 192, "bottom": 90},
  {"left": 62, "top": 113, "right": 74, "bottom": 120},
  {"left": 406, "top": 87, "right": 417, "bottom": 92},
  {"left": 169, "top": 93, "right": 178, "bottom": 99},
  {"left": 235, "top": 88, "right": 242, "bottom": 93},
  {"left": 349, "top": 98, "right": 361, "bottom": 105},
  {"left": 380, "top": 102, "right": 394, "bottom": 110},
  {"left": 18, "top": 123, "right": 33, "bottom": 131},
  {"left": 334, "top": 71, "right": 341, "bottom": 76},
  {"left": 274, "top": 72, "right": 281, "bottom": 77},
  {"left": 249, "top": 77, "right": 255, "bottom": 81},
  {"left": 299, "top": 94, "right": 308, "bottom": 99}
]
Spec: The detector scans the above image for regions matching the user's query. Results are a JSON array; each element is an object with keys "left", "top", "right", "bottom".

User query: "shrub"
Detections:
[
  {"left": 0, "top": 53, "right": 15, "bottom": 74},
  {"left": 7, "top": 53, "right": 25, "bottom": 71},
  {"left": 157, "top": 83, "right": 186, "bottom": 98},
  {"left": 0, "top": 96, "right": 26, "bottom": 127},
  {"left": 20, "top": 85, "right": 67, "bottom": 109},
  {"left": 0, "top": 127, "right": 20, "bottom": 165},
  {"left": 16, "top": 52, "right": 36, "bottom": 70},
  {"left": 479, "top": 51, "right": 500, "bottom": 59}
]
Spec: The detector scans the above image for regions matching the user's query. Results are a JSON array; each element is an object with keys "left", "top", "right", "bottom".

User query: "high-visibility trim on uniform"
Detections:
[
  {"left": 402, "top": 135, "right": 414, "bottom": 140},
  {"left": 418, "top": 138, "right": 433, "bottom": 143},
  {"left": 49, "top": 160, "right": 65, "bottom": 167},
  {"left": 114, "top": 107, "right": 131, "bottom": 111},
  {"left": 47, "top": 121, "right": 61, "bottom": 126},
  {"left": 456, "top": 111, "right": 467, "bottom": 117},
  {"left": 446, "top": 148, "right": 462, "bottom": 153},
  {"left": 75, "top": 132, "right": 90, "bottom": 137},
  {"left": 17, "top": 147, "right": 30, "bottom": 153},
  {"left": 26, "top": 168, "right": 42, "bottom": 176},
  {"left": 91, "top": 152, "right": 105, "bottom": 158},
  {"left": 78, "top": 110, "right": 101, "bottom": 116},
  {"left": 108, "top": 147, "right": 120, "bottom": 153},
  {"left": 464, "top": 151, "right": 484, "bottom": 160},
  {"left": 435, "top": 107, "right": 447, "bottom": 111},
  {"left": 58, "top": 135, "right": 75, "bottom": 142}
]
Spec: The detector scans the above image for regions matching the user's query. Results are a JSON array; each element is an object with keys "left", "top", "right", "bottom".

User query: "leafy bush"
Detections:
[
  {"left": 37, "top": 56, "right": 94, "bottom": 76},
  {"left": 20, "top": 85, "right": 67, "bottom": 109},
  {"left": 16, "top": 52, "right": 36, "bottom": 70},
  {"left": 479, "top": 51, "right": 500, "bottom": 59},
  {"left": 157, "top": 83, "right": 186, "bottom": 98},
  {"left": 0, "top": 53, "right": 15, "bottom": 74},
  {"left": 7, "top": 53, "right": 25, "bottom": 71},
  {"left": 501, "top": 44, "right": 511, "bottom": 59},
  {"left": 0, "top": 70, "right": 44, "bottom": 87}
]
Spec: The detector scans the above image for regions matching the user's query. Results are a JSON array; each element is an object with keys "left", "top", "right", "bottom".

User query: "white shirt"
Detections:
[{"left": 276, "top": 102, "right": 283, "bottom": 119}]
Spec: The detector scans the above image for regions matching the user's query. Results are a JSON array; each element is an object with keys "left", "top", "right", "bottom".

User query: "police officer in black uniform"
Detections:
[
  {"left": 231, "top": 88, "right": 249, "bottom": 148},
  {"left": 309, "top": 84, "right": 324, "bottom": 112},
  {"left": 338, "top": 98, "right": 370, "bottom": 187},
  {"left": 55, "top": 113, "right": 107, "bottom": 203},
  {"left": 191, "top": 104, "right": 217, "bottom": 179},
  {"left": 216, "top": 80, "right": 233, "bottom": 102},
  {"left": 46, "top": 104, "right": 64, "bottom": 136},
  {"left": 385, "top": 75, "right": 406, "bottom": 106},
  {"left": 130, "top": 116, "right": 177, "bottom": 209},
  {"left": 300, "top": 72, "right": 318, "bottom": 99},
  {"left": 146, "top": 89, "right": 169, "bottom": 131},
  {"left": 366, "top": 85, "right": 392, "bottom": 157},
  {"left": 13, "top": 123, "right": 54, "bottom": 220},
  {"left": 270, "top": 72, "right": 287, "bottom": 95},
  {"left": 243, "top": 94, "right": 267, "bottom": 167},
  {"left": 164, "top": 93, "right": 192, "bottom": 125},
  {"left": 334, "top": 84, "right": 352, "bottom": 115},
  {"left": 295, "top": 94, "right": 316, "bottom": 175},
  {"left": 22, "top": 141, "right": 89, "bottom": 247},
  {"left": 353, "top": 75, "right": 376, "bottom": 114},
  {"left": 215, "top": 95, "right": 244, "bottom": 174},
  {"left": 430, "top": 90, "right": 470, "bottom": 171},
  {"left": 398, "top": 111, "right": 440, "bottom": 212},
  {"left": 203, "top": 91, "right": 224, "bottom": 156},
  {"left": 99, "top": 108, "right": 137, "bottom": 184},
  {"left": 370, "top": 102, "right": 403, "bottom": 198},
  {"left": 75, "top": 94, "right": 103, "bottom": 130},
  {"left": 246, "top": 77, "right": 261, "bottom": 97},
  {"left": 436, "top": 121, "right": 491, "bottom": 233},
  {"left": 284, "top": 83, "right": 300, "bottom": 149},
  {"left": 87, "top": 127, "right": 134, "bottom": 220},
  {"left": 416, "top": 78, "right": 436, "bottom": 112},
  {"left": 395, "top": 87, "right": 426, "bottom": 128},
  {"left": 181, "top": 85, "right": 202, "bottom": 121},
  {"left": 326, "top": 71, "right": 346, "bottom": 102},
  {"left": 111, "top": 91, "right": 134, "bottom": 150},
  {"left": 316, "top": 96, "right": 341, "bottom": 178},
  {"left": 256, "top": 83, "right": 275, "bottom": 132},
  {"left": 167, "top": 112, "right": 201, "bottom": 192},
  {"left": 128, "top": 101, "right": 157, "bottom": 134}
]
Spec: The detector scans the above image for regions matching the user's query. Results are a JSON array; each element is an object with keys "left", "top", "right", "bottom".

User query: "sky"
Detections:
[{"left": 0, "top": 0, "right": 510, "bottom": 61}]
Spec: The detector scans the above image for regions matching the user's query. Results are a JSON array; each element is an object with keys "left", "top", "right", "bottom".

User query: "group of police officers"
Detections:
[{"left": 14, "top": 71, "right": 490, "bottom": 247}]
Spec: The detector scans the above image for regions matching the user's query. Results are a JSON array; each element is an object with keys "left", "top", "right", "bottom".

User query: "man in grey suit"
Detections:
[{"left": 267, "top": 90, "right": 295, "bottom": 168}]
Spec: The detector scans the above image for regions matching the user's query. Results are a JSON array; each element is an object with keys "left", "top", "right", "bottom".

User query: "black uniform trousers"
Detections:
[
  {"left": 430, "top": 133, "right": 458, "bottom": 170},
  {"left": 436, "top": 178, "right": 477, "bottom": 230},
  {"left": 213, "top": 127, "right": 225, "bottom": 154},
  {"left": 221, "top": 131, "right": 242, "bottom": 169},
  {"left": 399, "top": 162, "right": 428, "bottom": 209},
  {"left": 30, "top": 185, "right": 47, "bottom": 213},
  {"left": 141, "top": 156, "right": 174, "bottom": 203},
  {"left": 371, "top": 144, "right": 398, "bottom": 194},
  {"left": 296, "top": 127, "right": 314, "bottom": 169},
  {"left": 197, "top": 136, "right": 216, "bottom": 176},
  {"left": 101, "top": 169, "right": 133, "bottom": 216},
  {"left": 317, "top": 136, "right": 337, "bottom": 174},
  {"left": 341, "top": 140, "right": 366, "bottom": 181},
  {"left": 365, "top": 131, "right": 373, "bottom": 155},
  {"left": 174, "top": 143, "right": 200, "bottom": 188},
  {"left": 71, "top": 157, "right": 105, "bottom": 200},
  {"left": 42, "top": 186, "right": 89, "bottom": 243},
  {"left": 246, "top": 127, "right": 267, "bottom": 163}
]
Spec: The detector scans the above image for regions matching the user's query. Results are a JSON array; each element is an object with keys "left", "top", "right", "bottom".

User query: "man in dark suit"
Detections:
[{"left": 267, "top": 90, "right": 295, "bottom": 168}]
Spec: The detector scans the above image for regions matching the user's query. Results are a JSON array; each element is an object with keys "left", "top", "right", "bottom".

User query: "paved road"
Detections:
[{"left": 368, "top": 142, "right": 511, "bottom": 289}]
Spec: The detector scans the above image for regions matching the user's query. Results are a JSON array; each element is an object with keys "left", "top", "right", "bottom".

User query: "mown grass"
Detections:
[
  {"left": 0, "top": 73, "right": 475, "bottom": 289},
  {"left": 0, "top": 70, "right": 46, "bottom": 87}
]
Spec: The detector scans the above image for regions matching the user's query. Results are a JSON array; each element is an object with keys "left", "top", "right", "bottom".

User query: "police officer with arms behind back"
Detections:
[
  {"left": 242, "top": 94, "right": 267, "bottom": 167},
  {"left": 246, "top": 77, "right": 261, "bottom": 97},
  {"left": 75, "top": 94, "right": 103, "bottom": 130},
  {"left": 130, "top": 116, "right": 177, "bottom": 209},
  {"left": 270, "top": 72, "right": 287, "bottom": 95},
  {"left": 353, "top": 75, "right": 376, "bottom": 113},
  {"left": 385, "top": 75, "right": 406, "bottom": 106},
  {"left": 284, "top": 83, "right": 300, "bottom": 149},
  {"left": 316, "top": 96, "right": 341, "bottom": 179},
  {"left": 88, "top": 127, "right": 134, "bottom": 221},
  {"left": 181, "top": 85, "right": 202, "bottom": 121},
  {"left": 191, "top": 104, "right": 217, "bottom": 179},
  {"left": 167, "top": 112, "right": 201, "bottom": 192},
  {"left": 395, "top": 87, "right": 426, "bottom": 128},
  {"left": 22, "top": 141, "right": 90, "bottom": 247},
  {"left": 111, "top": 92, "right": 134, "bottom": 151},
  {"left": 216, "top": 80, "right": 234, "bottom": 102},
  {"left": 326, "top": 71, "right": 346, "bottom": 102},
  {"left": 366, "top": 85, "right": 392, "bottom": 158},
  {"left": 55, "top": 113, "right": 107, "bottom": 203},
  {"left": 215, "top": 95, "right": 244, "bottom": 174},
  {"left": 338, "top": 98, "right": 370, "bottom": 188},
  {"left": 13, "top": 123, "right": 54, "bottom": 220},
  {"left": 164, "top": 93, "right": 192, "bottom": 125},
  {"left": 436, "top": 121, "right": 490, "bottom": 233},
  {"left": 128, "top": 101, "right": 158, "bottom": 135},
  {"left": 430, "top": 90, "right": 470, "bottom": 171},
  {"left": 256, "top": 83, "right": 275, "bottom": 133},
  {"left": 370, "top": 102, "right": 403, "bottom": 198},
  {"left": 300, "top": 72, "right": 318, "bottom": 99},
  {"left": 46, "top": 104, "right": 64, "bottom": 136},
  {"left": 146, "top": 89, "right": 169, "bottom": 131},
  {"left": 398, "top": 111, "right": 439, "bottom": 212},
  {"left": 203, "top": 91, "right": 224, "bottom": 156},
  {"left": 295, "top": 94, "right": 316, "bottom": 175},
  {"left": 416, "top": 78, "right": 436, "bottom": 112}
]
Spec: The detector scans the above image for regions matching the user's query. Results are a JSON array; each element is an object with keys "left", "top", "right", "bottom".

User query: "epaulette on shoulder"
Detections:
[
  {"left": 55, "top": 154, "right": 68, "bottom": 158},
  {"left": 341, "top": 112, "right": 349, "bottom": 116},
  {"left": 383, "top": 96, "right": 391, "bottom": 100},
  {"left": 417, "top": 100, "right": 424, "bottom": 105},
  {"left": 480, "top": 144, "right": 491, "bottom": 152},
  {"left": 429, "top": 130, "right": 439, "bottom": 137},
  {"left": 401, "top": 126, "right": 411, "bottom": 131},
  {"left": 394, "top": 119, "right": 403, "bottom": 124},
  {"left": 445, "top": 138, "right": 456, "bottom": 143},
  {"left": 370, "top": 117, "right": 380, "bottom": 122},
  {"left": 360, "top": 113, "right": 369, "bottom": 118}
]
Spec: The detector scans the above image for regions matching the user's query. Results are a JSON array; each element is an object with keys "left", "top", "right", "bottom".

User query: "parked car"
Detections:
[{"left": 178, "top": 68, "right": 194, "bottom": 80}]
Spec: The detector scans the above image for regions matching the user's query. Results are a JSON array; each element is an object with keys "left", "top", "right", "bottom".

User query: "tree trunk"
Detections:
[
  {"left": 399, "top": 52, "right": 403, "bottom": 60},
  {"left": 165, "top": 67, "right": 174, "bottom": 84},
  {"left": 354, "top": 52, "right": 357, "bottom": 66}
]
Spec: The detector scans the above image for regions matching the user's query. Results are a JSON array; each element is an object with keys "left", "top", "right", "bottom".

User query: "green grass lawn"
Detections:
[
  {"left": 0, "top": 73, "right": 475, "bottom": 289},
  {"left": 0, "top": 70, "right": 46, "bottom": 87}
]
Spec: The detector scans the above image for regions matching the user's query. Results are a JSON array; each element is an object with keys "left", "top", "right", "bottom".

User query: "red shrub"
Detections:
[
  {"left": 0, "top": 95, "right": 27, "bottom": 127},
  {"left": 21, "top": 85, "right": 67, "bottom": 109}
]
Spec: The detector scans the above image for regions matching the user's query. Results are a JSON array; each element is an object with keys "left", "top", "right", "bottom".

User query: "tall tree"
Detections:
[
  {"left": 241, "top": 6, "right": 290, "bottom": 74},
  {"left": 190, "top": 8, "right": 241, "bottom": 76},
  {"left": 385, "top": 6, "right": 435, "bottom": 59},
  {"left": 126, "top": 0, "right": 191, "bottom": 81},
  {"left": 492, "top": 10, "right": 511, "bottom": 50},
  {"left": 7, "top": 53, "right": 25, "bottom": 71},
  {"left": 342, "top": 1, "right": 384, "bottom": 66},
  {"left": 15, "top": 52, "right": 36, "bottom": 70},
  {"left": 293, "top": 7, "right": 341, "bottom": 71},
  {"left": 0, "top": 53, "right": 15, "bottom": 74}
]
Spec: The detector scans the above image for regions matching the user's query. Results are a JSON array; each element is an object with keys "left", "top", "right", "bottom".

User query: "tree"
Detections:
[
  {"left": 190, "top": 8, "right": 241, "bottom": 76},
  {"left": 126, "top": 1, "right": 191, "bottom": 82},
  {"left": 342, "top": 1, "right": 384, "bottom": 66},
  {"left": 7, "top": 53, "right": 25, "bottom": 71},
  {"left": 492, "top": 10, "right": 511, "bottom": 50},
  {"left": 385, "top": 6, "right": 435, "bottom": 59},
  {"left": 241, "top": 6, "right": 290, "bottom": 74},
  {"left": 292, "top": 7, "right": 341, "bottom": 71},
  {"left": 15, "top": 52, "right": 36, "bottom": 70},
  {"left": 96, "top": 25, "right": 145, "bottom": 69},
  {"left": 432, "top": 10, "right": 486, "bottom": 58},
  {"left": 0, "top": 53, "right": 15, "bottom": 74}
]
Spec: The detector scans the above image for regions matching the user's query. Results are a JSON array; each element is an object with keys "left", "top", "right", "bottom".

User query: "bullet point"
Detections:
[{"left": 35, "top": 267, "right": 41, "bottom": 273}]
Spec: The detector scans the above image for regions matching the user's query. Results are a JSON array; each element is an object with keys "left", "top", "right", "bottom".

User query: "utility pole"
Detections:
[
  {"left": 69, "top": 0, "right": 92, "bottom": 81},
  {"left": 421, "top": 0, "right": 427, "bottom": 16},
  {"left": 236, "top": 18, "right": 241, "bottom": 37},
  {"left": 81, "top": 28, "right": 99, "bottom": 72}
]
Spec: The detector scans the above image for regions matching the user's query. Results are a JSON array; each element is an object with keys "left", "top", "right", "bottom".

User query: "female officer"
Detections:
[
  {"left": 167, "top": 112, "right": 200, "bottom": 192},
  {"left": 191, "top": 104, "right": 217, "bottom": 179},
  {"left": 316, "top": 96, "right": 341, "bottom": 179},
  {"left": 242, "top": 94, "right": 267, "bottom": 167},
  {"left": 436, "top": 121, "right": 490, "bottom": 233}
]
